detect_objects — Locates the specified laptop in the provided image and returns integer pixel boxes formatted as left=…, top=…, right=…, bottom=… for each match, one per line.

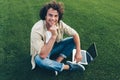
left=87, top=42, right=98, bottom=59
left=71, top=42, right=98, bottom=65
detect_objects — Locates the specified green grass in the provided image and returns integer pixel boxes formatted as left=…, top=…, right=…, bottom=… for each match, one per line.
left=0, top=0, right=120, bottom=80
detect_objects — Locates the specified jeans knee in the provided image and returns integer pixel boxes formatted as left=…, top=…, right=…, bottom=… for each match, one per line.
left=35, top=55, right=45, bottom=67
left=35, top=55, right=53, bottom=68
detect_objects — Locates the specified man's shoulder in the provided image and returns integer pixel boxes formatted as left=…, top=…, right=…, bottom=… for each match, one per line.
left=59, top=20, right=64, bottom=24
left=59, top=20, right=68, bottom=25
left=59, top=20, right=65, bottom=26
left=33, top=20, right=44, bottom=27
left=32, top=20, right=45, bottom=31
left=59, top=20, right=69, bottom=28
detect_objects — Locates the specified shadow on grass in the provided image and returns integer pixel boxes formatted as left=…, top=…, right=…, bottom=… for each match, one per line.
left=0, top=53, right=85, bottom=80
left=0, top=41, right=85, bottom=80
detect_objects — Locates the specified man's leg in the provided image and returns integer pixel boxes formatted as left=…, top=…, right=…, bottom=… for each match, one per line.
left=34, top=37, right=85, bottom=73
left=35, top=55, right=85, bottom=72
left=34, top=37, right=74, bottom=72
left=35, top=55, right=65, bottom=72
left=50, top=37, right=75, bottom=62
left=56, top=56, right=64, bottom=62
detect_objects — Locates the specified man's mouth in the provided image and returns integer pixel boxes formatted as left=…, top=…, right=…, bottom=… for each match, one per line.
left=50, top=21, right=56, bottom=25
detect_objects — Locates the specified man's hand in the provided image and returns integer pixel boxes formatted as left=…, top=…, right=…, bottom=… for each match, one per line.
left=74, top=52, right=82, bottom=63
left=49, top=25, right=58, bottom=37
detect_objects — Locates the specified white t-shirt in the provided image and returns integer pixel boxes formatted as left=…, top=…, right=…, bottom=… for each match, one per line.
left=45, top=31, right=52, bottom=43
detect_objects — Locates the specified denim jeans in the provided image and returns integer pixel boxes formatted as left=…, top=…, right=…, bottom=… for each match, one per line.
left=35, top=37, right=75, bottom=72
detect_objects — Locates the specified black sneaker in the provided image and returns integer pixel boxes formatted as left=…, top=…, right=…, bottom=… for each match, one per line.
left=66, top=61, right=85, bottom=71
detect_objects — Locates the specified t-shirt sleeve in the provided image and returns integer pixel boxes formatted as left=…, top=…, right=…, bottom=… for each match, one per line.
left=31, top=31, right=44, bottom=55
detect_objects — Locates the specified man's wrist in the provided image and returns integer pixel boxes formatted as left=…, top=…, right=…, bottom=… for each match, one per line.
left=51, top=35, right=57, bottom=39
left=76, top=48, right=81, bottom=52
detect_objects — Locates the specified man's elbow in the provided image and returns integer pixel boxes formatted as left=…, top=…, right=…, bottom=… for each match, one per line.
left=39, top=53, right=47, bottom=59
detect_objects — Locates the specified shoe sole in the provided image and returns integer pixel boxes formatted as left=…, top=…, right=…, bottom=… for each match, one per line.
left=66, top=61, right=85, bottom=71
left=54, top=71, right=58, bottom=76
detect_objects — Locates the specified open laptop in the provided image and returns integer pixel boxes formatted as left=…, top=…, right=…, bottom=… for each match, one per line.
left=85, top=42, right=98, bottom=64
left=87, top=42, right=98, bottom=59
left=70, top=42, right=98, bottom=65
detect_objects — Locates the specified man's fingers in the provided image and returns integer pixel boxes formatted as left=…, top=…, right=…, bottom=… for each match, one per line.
left=50, top=26, right=58, bottom=30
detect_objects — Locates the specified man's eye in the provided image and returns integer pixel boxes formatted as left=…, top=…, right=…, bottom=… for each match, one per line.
left=49, top=14, right=52, bottom=17
left=55, top=15, right=58, bottom=17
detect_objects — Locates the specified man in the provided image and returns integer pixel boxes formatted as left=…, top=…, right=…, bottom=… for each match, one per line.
left=30, top=1, right=85, bottom=75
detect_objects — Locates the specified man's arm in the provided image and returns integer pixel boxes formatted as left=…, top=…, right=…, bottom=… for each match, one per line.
left=39, top=26, right=58, bottom=59
left=39, top=36, right=56, bottom=59
left=73, top=33, right=82, bottom=62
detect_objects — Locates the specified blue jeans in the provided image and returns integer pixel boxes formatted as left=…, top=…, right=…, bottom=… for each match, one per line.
left=35, top=37, right=75, bottom=72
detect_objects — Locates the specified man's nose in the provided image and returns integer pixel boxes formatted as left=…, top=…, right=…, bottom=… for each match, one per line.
left=51, top=16, right=55, bottom=20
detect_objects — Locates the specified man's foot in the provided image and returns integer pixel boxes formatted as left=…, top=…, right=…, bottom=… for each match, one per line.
left=66, top=61, right=85, bottom=71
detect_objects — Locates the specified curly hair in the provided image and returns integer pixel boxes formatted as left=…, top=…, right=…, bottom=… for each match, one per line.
left=39, top=0, right=64, bottom=22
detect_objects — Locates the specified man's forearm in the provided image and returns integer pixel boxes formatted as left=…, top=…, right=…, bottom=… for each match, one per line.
left=73, top=33, right=81, bottom=52
left=39, top=36, right=56, bottom=59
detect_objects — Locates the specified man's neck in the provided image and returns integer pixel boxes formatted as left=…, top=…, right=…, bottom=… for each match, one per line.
left=46, top=24, right=51, bottom=30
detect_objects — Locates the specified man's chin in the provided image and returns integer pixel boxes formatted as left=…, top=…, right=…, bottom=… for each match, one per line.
left=47, top=22, right=57, bottom=27
left=50, top=24, right=56, bottom=26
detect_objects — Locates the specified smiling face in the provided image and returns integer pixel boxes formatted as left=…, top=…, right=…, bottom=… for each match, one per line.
left=45, top=8, right=59, bottom=28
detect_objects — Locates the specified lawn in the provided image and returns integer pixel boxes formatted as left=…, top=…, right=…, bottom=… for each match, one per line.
left=0, top=0, right=120, bottom=80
